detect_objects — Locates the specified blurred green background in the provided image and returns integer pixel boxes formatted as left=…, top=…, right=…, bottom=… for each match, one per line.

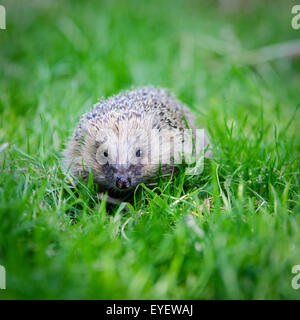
left=0, top=0, right=299, bottom=299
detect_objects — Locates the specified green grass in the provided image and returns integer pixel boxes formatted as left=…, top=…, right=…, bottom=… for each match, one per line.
left=0, top=0, right=300, bottom=299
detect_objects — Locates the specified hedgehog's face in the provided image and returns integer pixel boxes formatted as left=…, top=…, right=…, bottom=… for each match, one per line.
left=90, top=119, right=162, bottom=192
left=95, top=136, right=145, bottom=191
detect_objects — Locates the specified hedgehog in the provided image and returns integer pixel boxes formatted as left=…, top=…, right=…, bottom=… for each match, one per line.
left=63, top=86, right=211, bottom=197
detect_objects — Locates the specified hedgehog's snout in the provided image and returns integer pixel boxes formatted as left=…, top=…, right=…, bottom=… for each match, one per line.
left=116, top=176, right=131, bottom=189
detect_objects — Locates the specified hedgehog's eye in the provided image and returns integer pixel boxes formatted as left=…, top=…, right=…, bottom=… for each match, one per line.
left=136, top=149, right=142, bottom=157
left=104, top=151, right=108, bottom=157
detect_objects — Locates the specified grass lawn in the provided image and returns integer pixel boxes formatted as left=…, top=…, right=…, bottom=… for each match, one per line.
left=0, top=0, right=300, bottom=299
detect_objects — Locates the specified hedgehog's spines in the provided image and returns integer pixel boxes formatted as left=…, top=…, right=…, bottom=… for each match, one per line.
left=75, top=86, right=196, bottom=141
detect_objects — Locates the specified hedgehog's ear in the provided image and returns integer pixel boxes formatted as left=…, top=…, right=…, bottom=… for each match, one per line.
left=95, top=141, right=100, bottom=148
left=95, top=135, right=107, bottom=146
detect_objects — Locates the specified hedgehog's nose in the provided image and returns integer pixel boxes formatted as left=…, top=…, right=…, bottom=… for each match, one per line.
left=116, top=176, right=131, bottom=189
